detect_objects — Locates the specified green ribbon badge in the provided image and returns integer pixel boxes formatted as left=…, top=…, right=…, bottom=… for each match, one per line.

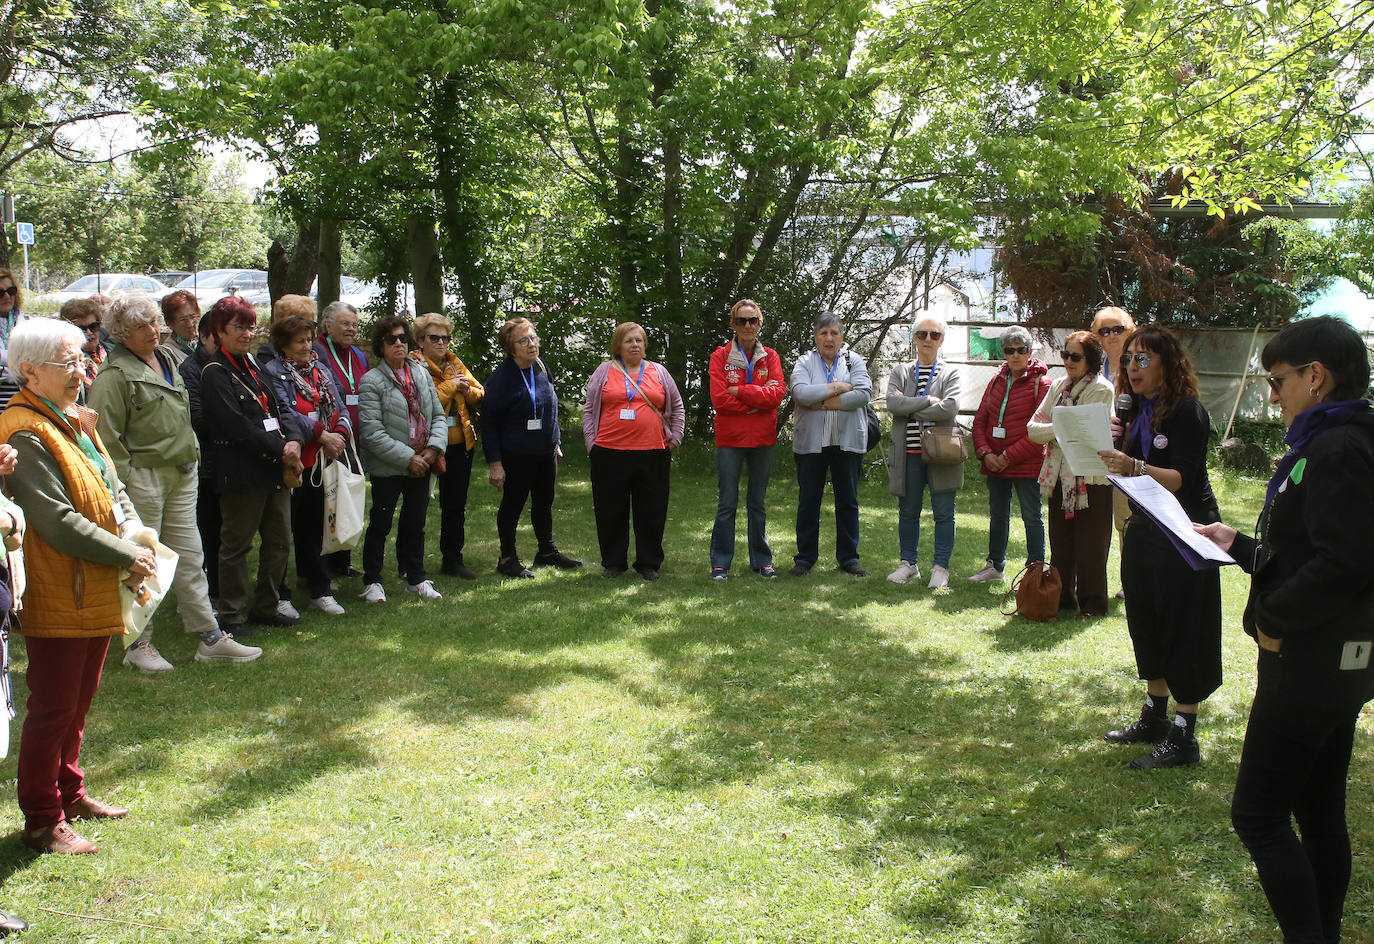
left=1290, top=457, right=1306, bottom=485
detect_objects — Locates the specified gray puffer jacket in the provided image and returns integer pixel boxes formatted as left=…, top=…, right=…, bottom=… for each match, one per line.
left=358, top=361, right=448, bottom=477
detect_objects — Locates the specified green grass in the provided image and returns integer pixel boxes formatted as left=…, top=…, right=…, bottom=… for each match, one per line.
left=1, top=445, right=1370, bottom=944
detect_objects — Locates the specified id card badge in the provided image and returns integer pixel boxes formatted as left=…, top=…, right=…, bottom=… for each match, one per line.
left=620, top=408, right=637, bottom=421
left=345, top=394, right=360, bottom=407
left=446, top=416, right=457, bottom=428
left=306, top=412, right=319, bottom=425
left=992, top=426, right=1007, bottom=439
left=111, top=503, right=126, bottom=526
left=527, top=418, right=543, bottom=431
left=264, top=417, right=281, bottom=432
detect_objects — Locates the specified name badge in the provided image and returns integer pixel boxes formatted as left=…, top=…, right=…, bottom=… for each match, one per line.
left=1340, top=640, right=1372, bottom=671
left=446, top=416, right=457, bottom=428
left=992, top=426, right=1007, bottom=439
left=111, top=503, right=126, bottom=526
left=345, top=394, right=360, bottom=406
left=620, top=408, right=637, bottom=421
left=264, top=417, right=280, bottom=432
left=527, top=418, right=543, bottom=431
left=306, top=412, right=319, bottom=425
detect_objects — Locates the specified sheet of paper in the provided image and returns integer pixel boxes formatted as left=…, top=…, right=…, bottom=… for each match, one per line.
left=1051, top=403, right=1113, bottom=477
left=1108, top=474, right=1236, bottom=568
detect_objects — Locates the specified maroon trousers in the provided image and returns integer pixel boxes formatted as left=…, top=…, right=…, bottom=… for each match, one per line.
left=17, top=635, right=112, bottom=829
left=1047, top=483, right=1113, bottom=617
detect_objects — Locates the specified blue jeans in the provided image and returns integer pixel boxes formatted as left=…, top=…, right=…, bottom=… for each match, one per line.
left=898, top=456, right=956, bottom=568
left=986, top=476, right=1044, bottom=571
left=710, top=445, right=775, bottom=571
left=794, top=447, right=861, bottom=567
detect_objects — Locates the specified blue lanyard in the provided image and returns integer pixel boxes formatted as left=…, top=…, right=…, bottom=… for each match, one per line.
left=737, top=342, right=756, bottom=384
left=820, top=353, right=839, bottom=384
left=621, top=360, right=645, bottom=402
left=917, top=359, right=940, bottom=396
left=521, top=364, right=538, bottom=415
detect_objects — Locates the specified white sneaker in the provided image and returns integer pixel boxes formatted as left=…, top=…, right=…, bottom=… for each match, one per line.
left=311, top=595, right=345, bottom=615
left=277, top=599, right=301, bottom=620
left=405, top=579, right=442, bottom=600
left=886, top=561, right=921, bottom=584
left=194, top=635, right=262, bottom=663
left=968, top=562, right=1004, bottom=583
left=360, top=582, right=387, bottom=603
left=123, top=641, right=173, bottom=672
left=928, top=565, right=950, bottom=590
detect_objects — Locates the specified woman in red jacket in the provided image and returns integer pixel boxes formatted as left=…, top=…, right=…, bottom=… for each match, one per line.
left=708, top=300, right=787, bottom=579
left=970, top=325, right=1051, bottom=583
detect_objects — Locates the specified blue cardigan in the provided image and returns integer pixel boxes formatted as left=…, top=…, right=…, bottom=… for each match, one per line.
left=481, top=358, right=561, bottom=463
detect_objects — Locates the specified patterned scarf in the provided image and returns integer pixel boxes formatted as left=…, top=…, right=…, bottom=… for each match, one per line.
left=81, top=344, right=105, bottom=389
left=392, top=361, right=428, bottom=450
left=1036, top=375, right=1096, bottom=517
left=283, top=353, right=338, bottom=426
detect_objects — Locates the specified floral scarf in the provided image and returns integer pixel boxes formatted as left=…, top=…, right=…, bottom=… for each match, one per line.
left=392, top=361, right=428, bottom=450
left=1036, top=375, right=1096, bottom=517
left=283, top=353, right=338, bottom=428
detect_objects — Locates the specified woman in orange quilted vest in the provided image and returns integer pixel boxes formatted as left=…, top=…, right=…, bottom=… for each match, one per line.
left=0, top=318, right=157, bottom=856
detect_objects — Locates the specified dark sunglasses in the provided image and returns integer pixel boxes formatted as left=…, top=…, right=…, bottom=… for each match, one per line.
left=733, top=316, right=761, bottom=326
left=1266, top=362, right=1313, bottom=394
left=1121, top=352, right=1152, bottom=369
left=383, top=334, right=408, bottom=345
left=425, top=333, right=451, bottom=343
left=1003, top=345, right=1030, bottom=356
left=1097, top=324, right=1128, bottom=337
left=1059, top=350, right=1084, bottom=362
left=0, top=286, right=17, bottom=297
left=914, top=330, right=943, bottom=341
left=77, top=322, right=101, bottom=335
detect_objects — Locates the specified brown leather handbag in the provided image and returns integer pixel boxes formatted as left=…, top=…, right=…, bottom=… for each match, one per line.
left=1000, top=562, right=1062, bottom=621
left=920, top=426, right=968, bottom=465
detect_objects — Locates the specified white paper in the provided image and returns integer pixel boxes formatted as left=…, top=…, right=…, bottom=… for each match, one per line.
left=1051, top=403, right=1113, bottom=477
left=1108, top=474, right=1236, bottom=565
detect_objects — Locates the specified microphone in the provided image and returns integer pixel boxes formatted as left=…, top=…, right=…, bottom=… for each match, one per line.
left=1114, top=393, right=1135, bottom=449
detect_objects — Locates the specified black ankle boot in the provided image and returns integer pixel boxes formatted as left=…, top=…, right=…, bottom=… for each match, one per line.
left=1104, top=707, right=1171, bottom=745
left=1130, top=726, right=1201, bottom=769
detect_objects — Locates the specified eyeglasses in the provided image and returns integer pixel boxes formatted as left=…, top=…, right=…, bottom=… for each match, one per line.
left=42, top=359, right=82, bottom=374
left=230, top=321, right=257, bottom=335
left=1266, top=363, right=1313, bottom=394
left=1097, top=325, right=1128, bottom=337
left=1121, top=352, right=1152, bottom=369
left=425, top=334, right=451, bottom=344
left=733, top=316, right=761, bottom=326
left=75, top=322, right=101, bottom=335
left=1003, top=346, right=1030, bottom=356
left=1059, top=350, right=1084, bottom=362
left=914, top=330, right=943, bottom=341
left=382, top=334, right=408, bottom=345
left=513, top=335, right=539, bottom=347
left=0, top=286, right=17, bottom=298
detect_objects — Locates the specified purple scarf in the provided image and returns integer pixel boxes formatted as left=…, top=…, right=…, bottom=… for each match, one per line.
left=1266, top=399, right=1370, bottom=507
left=1125, top=395, right=1158, bottom=460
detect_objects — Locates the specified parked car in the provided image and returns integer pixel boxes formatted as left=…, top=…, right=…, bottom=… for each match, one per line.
left=39, top=273, right=173, bottom=304
left=173, top=269, right=269, bottom=306
left=151, top=270, right=192, bottom=286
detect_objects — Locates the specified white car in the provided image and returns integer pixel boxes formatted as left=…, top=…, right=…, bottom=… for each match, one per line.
left=40, top=274, right=173, bottom=305
left=172, top=269, right=269, bottom=307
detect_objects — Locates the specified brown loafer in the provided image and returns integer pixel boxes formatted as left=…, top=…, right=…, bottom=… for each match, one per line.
left=64, top=796, right=129, bottom=821
left=21, top=822, right=97, bottom=855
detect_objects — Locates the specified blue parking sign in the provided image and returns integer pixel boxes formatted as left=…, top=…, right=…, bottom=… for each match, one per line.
left=15, top=222, right=33, bottom=245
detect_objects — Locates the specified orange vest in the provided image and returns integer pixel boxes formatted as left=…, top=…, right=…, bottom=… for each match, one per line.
left=0, top=389, right=126, bottom=638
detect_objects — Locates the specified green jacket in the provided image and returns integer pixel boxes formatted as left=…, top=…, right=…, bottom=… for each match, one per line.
left=88, top=343, right=199, bottom=484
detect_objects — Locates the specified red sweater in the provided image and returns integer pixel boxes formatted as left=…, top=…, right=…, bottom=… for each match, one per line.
left=709, top=342, right=786, bottom=447
left=972, top=359, right=1051, bottom=478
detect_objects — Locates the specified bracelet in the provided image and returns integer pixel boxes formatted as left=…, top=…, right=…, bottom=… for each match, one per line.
left=1133, top=458, right=1146, bottom=476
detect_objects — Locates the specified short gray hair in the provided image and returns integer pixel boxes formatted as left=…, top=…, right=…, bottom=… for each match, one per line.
left=104, top=293, right=163, bottom=344
left=7, top=317, right=85, bottom=387
left=999, top=325, right=1033, bottom=350
left=812, top=313, right=843, bottom=333
left=321, top=301, right=358, bottom=329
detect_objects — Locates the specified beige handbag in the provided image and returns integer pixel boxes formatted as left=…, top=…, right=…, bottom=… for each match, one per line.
left=920, top=426, right=968, bottom=465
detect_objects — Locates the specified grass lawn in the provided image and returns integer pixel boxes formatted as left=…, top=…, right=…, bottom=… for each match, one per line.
left=1, top=443, right=1369, bottom=944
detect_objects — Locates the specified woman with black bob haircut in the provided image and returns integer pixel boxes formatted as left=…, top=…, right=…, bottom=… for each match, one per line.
left=1096, top=324, right=1221, bottom=768
left=1196, top=315, right=1374, bottom=944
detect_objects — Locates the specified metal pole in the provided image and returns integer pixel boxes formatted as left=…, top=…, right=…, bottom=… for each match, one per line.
left=1224, top=322, right=1263, bottom=441
left=22, top=243, right=28, bottom=292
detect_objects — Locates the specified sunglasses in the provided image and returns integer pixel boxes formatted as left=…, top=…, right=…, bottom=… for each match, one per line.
left=733, top=316, right=761, bottom=326
left=1121, top=352, right=1152, bottom=369
left=0, top=286, right=17, bottom=298
left=76, top=322, right=101, bottom=335
left=1097, top=325, right=1128, bottom=337
left=1266, top=362, right=1313, bottom=394
left=425, top=334, right=451, bottom=344
left=914, top=330, right=943, bottom=341
left=1059, top=350, right=1084, bottom=363
left=1003, top=346, right=1030, bottom=356
left=383, top=334, right=408, bottom=345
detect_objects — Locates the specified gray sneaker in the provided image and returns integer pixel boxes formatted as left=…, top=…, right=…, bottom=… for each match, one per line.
left=195, top=634, right=263, bottom=664
left=968, top=562, right=1004, bottom=583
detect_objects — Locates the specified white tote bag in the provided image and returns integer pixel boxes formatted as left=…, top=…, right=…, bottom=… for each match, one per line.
left=321, top=436, right=366, bottom=554
left=120, top=538, right=180, bottom=646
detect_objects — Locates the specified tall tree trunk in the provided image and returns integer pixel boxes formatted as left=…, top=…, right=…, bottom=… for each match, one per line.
left=267, top=219, right=321, bottom=307
left=317, top=217, right=342, bottom=308
left=613, top=97, right=641, bottom=319
left=407, top=214, right=444, bottom=316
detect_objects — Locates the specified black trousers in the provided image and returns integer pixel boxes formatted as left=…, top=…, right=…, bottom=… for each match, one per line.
left=197, top=476, right=221, bottom=598
left=589, top=446, right=671, bottom=572
left=496, top=451, right=557, bottom=560
left=437, top=447, right=475, bottom=564
left=291, top=475, right=332, bottom=598
left=362, top=474, right=431, bottom=585
left=1232, top=642, right=1374, bottom=944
